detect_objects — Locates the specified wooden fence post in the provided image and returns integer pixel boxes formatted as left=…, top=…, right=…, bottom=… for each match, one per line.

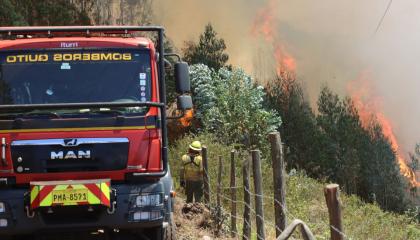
left=324, top=184, right=344, bottom=240
left=216, top=155, right=223, bottom=235
left=242, top=155, right=251, bottom=240
left=252, top=150, right=266, bottom=240
left=202, top=146, right=210, bottom=206
left=230, top=150, right=237, bottom=237
left=269, top=132, right=287, bottom=236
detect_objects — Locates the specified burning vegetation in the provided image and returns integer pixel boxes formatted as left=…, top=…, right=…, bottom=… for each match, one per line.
left=253, top=0, right=418, bottom=214
left=348, top=72, right=420, bottom=187
left=179, top=109, right=194, bottom=127
left=252, top=0, right=419, bottom=190
left=251, top=0, right=296, bottom=75
left=153, top=0, right=420, bottom=214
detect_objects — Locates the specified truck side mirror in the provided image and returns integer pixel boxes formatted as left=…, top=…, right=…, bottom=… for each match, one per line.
left=174, top=62, right=190, bottom=94
left=177, top=95, right=193, bottom=110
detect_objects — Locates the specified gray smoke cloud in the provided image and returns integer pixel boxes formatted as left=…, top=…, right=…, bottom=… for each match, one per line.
left=153, top=0, right=420, bottom=153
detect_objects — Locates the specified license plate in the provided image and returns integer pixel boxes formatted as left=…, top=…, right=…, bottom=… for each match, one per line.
left=52, top=189, right=88, bottom=204
left=30, top=179, right=111, bottom=209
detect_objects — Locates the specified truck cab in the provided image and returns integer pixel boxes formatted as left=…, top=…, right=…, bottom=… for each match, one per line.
left=0, top=26, right=191, bottom=239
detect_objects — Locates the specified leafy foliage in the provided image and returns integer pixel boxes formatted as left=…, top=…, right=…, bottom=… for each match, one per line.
left=163, top=35, right=181, bottom=104
left=189, top=64, right=218, bottom=120
left=0, top=0, right=92, bottom=26
left=183, top=24, right=229, bottom=70
left=316, top=87, right=364, bottom=194
left=170, top=133, right=420, bottom=239
left=317, top=87, right=408, bottom=211
left=190, top=64, right=281, bottom=150
left=265, top=73, right=325, bottom=176
left=266, top=74, right=410, bottom=212
left=0, top=0, right=26, bottom=26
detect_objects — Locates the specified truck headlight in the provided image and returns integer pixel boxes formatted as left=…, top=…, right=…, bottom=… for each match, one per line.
left=0, top=219, right=7, bottom=227
left=136, top=194, right=162, bottom=207
left=0, top=202, right=5, bottom=213
left=133, top=211, right=162, bottom=221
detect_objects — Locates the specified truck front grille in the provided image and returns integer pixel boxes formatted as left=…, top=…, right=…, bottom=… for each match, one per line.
left=11, top=138, right=129, bottom=173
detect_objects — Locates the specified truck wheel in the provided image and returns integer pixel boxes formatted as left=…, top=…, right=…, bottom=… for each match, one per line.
left=163, top=213, right=176, bottom=240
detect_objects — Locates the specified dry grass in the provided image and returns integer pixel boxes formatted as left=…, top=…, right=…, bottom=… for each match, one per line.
left=170, top=133, right=420, bottom=240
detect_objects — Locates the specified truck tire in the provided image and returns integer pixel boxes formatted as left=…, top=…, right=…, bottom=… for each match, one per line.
left=139, top=213, right=176, bottom=240
left=163, top=213, right=176, bottom=240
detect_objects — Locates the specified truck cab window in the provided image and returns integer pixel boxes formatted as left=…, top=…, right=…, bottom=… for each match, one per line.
left=0, top=49, right=152, bottom=113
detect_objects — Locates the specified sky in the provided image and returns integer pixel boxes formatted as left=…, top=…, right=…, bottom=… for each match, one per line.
left=153, top=0, right=420, bottom=154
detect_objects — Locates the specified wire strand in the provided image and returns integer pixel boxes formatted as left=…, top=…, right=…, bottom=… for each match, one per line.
left=200, top=157, right=350, bottom=239
left=374, top=0, right=393, bottom=34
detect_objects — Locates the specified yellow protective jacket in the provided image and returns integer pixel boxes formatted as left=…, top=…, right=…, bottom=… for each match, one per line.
left=181, top=154, right=203, bottom=181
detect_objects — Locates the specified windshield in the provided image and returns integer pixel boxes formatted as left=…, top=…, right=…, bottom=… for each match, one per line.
left=0, top=49, right=152, bottom=117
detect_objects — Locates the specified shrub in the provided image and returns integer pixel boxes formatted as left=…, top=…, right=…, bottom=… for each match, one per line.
left=190, top=64, right=281, bottom=150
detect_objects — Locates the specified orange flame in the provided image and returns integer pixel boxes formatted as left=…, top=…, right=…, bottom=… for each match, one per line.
left=251, top=0, right=296, bottom=75
left=348, top=72, right=419, bottom=187
left=179, top=109, right=194, bottom=127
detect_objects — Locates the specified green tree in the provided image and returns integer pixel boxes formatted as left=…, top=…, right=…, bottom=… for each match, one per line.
left=364, top=122, right=408, bottom=211
left=0, top=0, right=92, bottom=26
left=189, top=64, right=281, bottom=150
left=163, top=35, right=179, bottom=104
left=19, top=0, right=91, bottom=26
left=409, top=145, right=419, bottom=172
left=0, top=0, right=26, bottom=26
left=316, top=87, right=345, bottom=179
left=317, top=86, right=408, bottom=211
left=265, top=73, right=326, bottom=177
left=183, top=24, right=229, bottom=70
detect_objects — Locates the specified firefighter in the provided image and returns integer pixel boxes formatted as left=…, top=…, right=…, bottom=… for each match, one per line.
left=180, top=141, right=203, bottom=203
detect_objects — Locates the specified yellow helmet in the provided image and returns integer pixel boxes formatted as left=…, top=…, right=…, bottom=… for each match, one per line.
left=189, top=141, right=202, bottom=151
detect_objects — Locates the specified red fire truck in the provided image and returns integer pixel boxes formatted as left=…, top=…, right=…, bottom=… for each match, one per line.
left=0, top=26, right=192, bottom=239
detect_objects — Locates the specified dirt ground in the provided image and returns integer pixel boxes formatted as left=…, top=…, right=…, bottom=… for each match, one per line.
left=173, top=197, right=234, bottom=240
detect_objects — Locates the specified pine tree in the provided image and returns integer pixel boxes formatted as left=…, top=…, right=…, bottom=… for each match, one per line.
left=183, top=23, right=229, bottom=70
left=265, top=73, right=325, bottom=177
left=316, top=87, right=408, bottom=211
left=365, top=123, right=408, bottom=211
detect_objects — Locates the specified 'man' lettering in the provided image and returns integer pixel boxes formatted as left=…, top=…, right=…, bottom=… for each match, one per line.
left=50, top=150, right=91, bottom=159
left=51, top=151, right=64, bottom=160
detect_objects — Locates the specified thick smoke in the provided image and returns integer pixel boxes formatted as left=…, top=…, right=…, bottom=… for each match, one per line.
left=153, top=0, right=420, bottom=153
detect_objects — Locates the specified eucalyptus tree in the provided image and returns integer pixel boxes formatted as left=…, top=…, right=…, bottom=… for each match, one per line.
left=189, top=64, right=281, bottom=150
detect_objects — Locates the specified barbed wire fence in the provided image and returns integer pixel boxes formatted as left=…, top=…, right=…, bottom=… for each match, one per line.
left=199, top=131, right=349, bottom=240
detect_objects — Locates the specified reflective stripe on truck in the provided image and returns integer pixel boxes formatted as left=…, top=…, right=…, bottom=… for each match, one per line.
left=30, top=179, right=111, bottom=209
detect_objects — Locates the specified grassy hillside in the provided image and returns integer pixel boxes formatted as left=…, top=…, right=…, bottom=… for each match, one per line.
left=169, top=133, right=420, bottom=239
